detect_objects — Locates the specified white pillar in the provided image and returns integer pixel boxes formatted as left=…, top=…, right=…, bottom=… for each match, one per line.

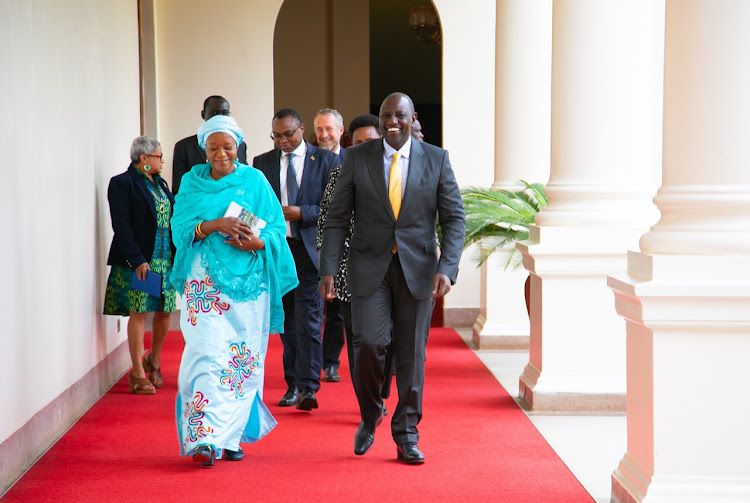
left=609, top=1, right=750, bottom=501
left=517, top=0, right=664, bottom=411
left=473, top=0, right=552, bottom=350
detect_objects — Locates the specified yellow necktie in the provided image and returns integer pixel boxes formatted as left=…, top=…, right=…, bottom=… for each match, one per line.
left=388, top=153, right=401, bottom=253
left=388, top=153, right=402, bottom=219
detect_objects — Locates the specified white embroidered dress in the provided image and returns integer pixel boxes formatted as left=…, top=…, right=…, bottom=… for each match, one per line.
left=176, top=251, right=277, bottom=458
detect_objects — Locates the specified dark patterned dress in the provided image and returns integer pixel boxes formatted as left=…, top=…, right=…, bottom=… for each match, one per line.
left=103, top=173, right=177, bottom=315
left=316, top=164, right=354, bottom=302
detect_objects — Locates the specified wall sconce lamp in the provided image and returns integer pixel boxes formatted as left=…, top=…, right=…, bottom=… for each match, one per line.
left=408, top=5, right=441, bottom=44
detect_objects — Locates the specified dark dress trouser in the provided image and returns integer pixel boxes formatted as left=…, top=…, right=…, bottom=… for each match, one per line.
left=350, top=254, right=432, bottom=446
left=281, top=239, right=324, bottom=391
left=322, top=298, right=345, bottom=370
left=343, top=302, right=394, bottom=399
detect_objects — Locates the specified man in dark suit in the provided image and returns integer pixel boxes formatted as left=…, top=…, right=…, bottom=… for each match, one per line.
left=171, top=95, right=248, bottom=194
left=313, top=108, right=346, bottom=383
left=319, top=93, right=465, bottom=464
left=253, top=108, right=338, bottom=412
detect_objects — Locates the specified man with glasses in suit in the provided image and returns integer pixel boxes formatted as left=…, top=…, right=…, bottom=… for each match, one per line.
left=253, top=109, right=338, bottom=412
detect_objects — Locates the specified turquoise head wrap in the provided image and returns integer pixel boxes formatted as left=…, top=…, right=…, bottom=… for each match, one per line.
left=197, top=115, right=244, bottom=150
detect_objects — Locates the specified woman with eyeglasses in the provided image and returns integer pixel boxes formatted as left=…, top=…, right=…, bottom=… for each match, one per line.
left=104, top=135, right=176, bottom=395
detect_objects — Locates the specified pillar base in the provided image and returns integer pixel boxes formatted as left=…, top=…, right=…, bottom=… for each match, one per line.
left=517, top=224, right=634, bottom=413
left=518, top=362, right=625, bottom=413
left=472, top=315, right=529, bottom=350
left=611, top=453, right=650, bottom=503
left=609, top=252, right=750, bottom=503
left=473, top=258, right=530, bottom=350
left=613, top=473, right=750, bottom=503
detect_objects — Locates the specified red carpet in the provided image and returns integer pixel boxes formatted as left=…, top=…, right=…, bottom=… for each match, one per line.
left=3, top=328, right=592, bottom=502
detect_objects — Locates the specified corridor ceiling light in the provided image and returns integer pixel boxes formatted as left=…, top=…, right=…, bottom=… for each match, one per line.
left=408, top=5, right=441, bottom=44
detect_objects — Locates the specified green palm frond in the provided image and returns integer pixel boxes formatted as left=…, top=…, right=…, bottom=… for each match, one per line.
left=461, top=181, right=547, bottom=267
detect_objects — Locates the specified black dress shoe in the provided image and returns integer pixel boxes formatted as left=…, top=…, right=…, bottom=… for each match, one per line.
left=279, top=386, right=298, bottom=406
left=354, top=421, right=376, bottom=455
left=353, top=410, right=384, bottom=456
left=323, top=366, right=341, bottom=382
left=223, top=447, right=244, bottom=461
left=397, top=442, right=425, bottom=465
left=296, top=386, right=318, bottom=411
left=192, top=445, right=215, bottom=467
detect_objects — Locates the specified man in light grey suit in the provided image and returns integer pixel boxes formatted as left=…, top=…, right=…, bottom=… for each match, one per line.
left=319, top=92, right=465, bottom=465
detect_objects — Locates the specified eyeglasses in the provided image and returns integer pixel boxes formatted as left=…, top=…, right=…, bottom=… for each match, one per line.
left=270, top=125, right=301, bottom=141
left=145, top=154, right=164, bottom=161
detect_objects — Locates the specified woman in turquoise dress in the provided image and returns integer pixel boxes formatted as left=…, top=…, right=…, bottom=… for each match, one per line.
left=104, top=136, right=176, bottom=395
left=170, top=115, right=298, bottom=466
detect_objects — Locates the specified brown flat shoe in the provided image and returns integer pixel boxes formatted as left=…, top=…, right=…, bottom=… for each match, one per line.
left=142, top=354, right=164, bottom=388
left=129, top=372, right=156, bottom=395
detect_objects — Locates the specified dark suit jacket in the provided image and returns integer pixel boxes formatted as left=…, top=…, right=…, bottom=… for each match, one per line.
left=253, top=142, right=339, bottom=269
left=320, top=139, right=465, bottom=300
left=172, top=134, right=247, bottom=194
left=106, top=164, right=176, bottom=268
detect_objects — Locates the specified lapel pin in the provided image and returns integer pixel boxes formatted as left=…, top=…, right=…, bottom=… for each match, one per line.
left=310, top=155, right=315, bottom=161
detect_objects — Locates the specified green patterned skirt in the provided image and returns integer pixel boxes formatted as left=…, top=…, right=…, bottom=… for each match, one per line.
left=104, top=257, right=176, bottom=316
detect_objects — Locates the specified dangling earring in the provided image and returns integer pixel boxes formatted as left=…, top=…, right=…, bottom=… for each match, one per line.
left=144, top=165, right=151, bottom=171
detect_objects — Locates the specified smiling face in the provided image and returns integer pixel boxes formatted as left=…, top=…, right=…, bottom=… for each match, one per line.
left=314, top=113, right=344, bottom=152
left=272, top=116, right=304, bottom=153
left=379, top=94, right=415, bottom=150
left=205, top=132, right=237, bottom=179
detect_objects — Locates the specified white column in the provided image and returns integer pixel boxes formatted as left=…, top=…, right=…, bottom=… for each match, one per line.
left=609, top=1, right=750, bottom=502
left=472, top=0, right=552, bottom=350
left=516, top=0, right=664, bottom=411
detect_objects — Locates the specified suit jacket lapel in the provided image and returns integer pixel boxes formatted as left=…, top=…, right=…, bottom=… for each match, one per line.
left=399, top=140, right=425, bottom=218
left=300, top=142, right=316, bottom=201
left=268, top=149, right=282, bottom=200
left=129, top=165, right=157, bottom=220
left=365, top=141, right=394, bottom=219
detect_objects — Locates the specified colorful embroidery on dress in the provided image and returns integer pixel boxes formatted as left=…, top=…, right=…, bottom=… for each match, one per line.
left=183, top=275, right=230, bottom=326
left=220, top=343, right=259, bottom=399
left=185, top=391, right=214, bottom=443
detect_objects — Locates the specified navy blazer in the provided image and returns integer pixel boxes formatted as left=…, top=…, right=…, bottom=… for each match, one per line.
left=172, top=134, right=248, bottom=194
left=106, top=164, right=176, bottom=269
left=252, top=142, right=339, bottom=269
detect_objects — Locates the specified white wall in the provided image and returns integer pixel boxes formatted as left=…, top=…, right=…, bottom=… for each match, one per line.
left=0, top=0, right=141, bottom=443
left=433, top=0, right=497, bottom=312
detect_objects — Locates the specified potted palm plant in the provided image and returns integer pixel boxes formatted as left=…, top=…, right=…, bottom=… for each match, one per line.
left=460, top=180, right=548, bottom=314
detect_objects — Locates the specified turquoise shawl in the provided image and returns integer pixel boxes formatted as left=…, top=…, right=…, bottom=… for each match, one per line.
left=170, top=162, right=298, bottom=334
